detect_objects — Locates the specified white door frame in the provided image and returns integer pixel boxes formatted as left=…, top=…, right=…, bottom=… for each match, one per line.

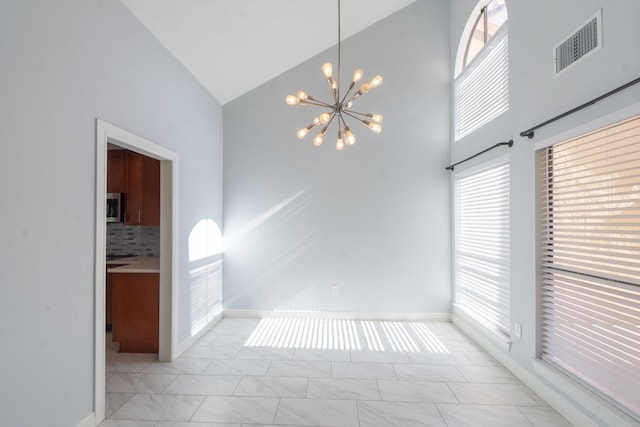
left=94, top=119, right=179, bottom=424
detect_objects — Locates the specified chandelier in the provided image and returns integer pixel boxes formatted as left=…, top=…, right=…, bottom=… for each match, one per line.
left=285, top=0, right=383, bottom=151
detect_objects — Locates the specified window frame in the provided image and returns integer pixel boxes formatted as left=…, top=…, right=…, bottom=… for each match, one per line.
left=458, top=0, right=508, bottom=75
left=535, top=112, right=640, bottom=422
left=463, top=6, right=487, bottom=69
left=454, top=0, right=509, bottom=141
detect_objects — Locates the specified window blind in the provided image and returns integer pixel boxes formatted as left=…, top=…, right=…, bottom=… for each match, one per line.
left=537, top=114, right=640, bottom=420
left=455, top=160, right=511, bottom=337
left=455, top=24, right=509, bottom=141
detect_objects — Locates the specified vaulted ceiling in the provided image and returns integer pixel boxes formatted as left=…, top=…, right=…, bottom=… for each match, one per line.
left=121, top=0, right=417, bottom=104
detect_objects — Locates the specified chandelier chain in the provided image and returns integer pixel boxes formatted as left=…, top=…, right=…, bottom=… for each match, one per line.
left=337, top=0, right=341, bottom=102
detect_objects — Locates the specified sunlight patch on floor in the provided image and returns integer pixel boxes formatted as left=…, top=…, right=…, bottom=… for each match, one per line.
left=243, top=317, right=449, bottom=353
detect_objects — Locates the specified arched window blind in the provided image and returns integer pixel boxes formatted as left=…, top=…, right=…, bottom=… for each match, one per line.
left=537, top=114, right=640, bottom=420
left=455, top=160, right=511, bottom=338
left=455, top=25, right=509, bottom=141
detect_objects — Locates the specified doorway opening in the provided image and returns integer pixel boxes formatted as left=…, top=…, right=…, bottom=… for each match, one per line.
left=94, top=119, right=178, bottom=425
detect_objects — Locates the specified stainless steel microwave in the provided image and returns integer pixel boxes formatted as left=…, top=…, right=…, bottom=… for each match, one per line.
left=106, top=193, right=123, bottom=222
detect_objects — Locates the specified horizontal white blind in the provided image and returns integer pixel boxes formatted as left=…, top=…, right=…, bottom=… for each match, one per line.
left=455, top=24, right=509, bottom=141
left=537, top=114, right=640, bottom=420
left=455, top=161, right=510, bottom=337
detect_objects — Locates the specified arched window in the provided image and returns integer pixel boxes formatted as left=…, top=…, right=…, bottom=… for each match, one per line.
left=463, top=0, right=508, bottom=68
left=455, top=0, right=509, bottom=141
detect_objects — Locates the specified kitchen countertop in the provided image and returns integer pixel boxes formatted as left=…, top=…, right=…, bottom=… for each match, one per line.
left=106, top=256, right=160, bottom=273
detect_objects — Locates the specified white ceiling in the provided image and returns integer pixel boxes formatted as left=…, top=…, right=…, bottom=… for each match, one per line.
left=120, top=0, right=417, bottom=104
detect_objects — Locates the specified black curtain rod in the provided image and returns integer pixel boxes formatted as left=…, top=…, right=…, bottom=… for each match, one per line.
left=445, top=140, right=513, bottom=171
left=520, top=76, right=640, bottom=139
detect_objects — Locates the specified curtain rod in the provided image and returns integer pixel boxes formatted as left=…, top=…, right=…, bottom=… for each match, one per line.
left=445, top=140, right=513, bottom=171
left=520, top=76, right=640, bottom=139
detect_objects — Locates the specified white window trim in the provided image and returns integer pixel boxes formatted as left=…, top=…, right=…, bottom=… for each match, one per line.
left=454, top=1, right=493, bottom=77
left=533, top=102, right=640, bottom=151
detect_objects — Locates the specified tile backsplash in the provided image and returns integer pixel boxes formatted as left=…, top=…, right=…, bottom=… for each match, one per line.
left=106, top=223, right=160, bottom=257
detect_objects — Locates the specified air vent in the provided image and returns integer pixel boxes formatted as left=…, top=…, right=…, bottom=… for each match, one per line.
left=554, top=10, right=602, bottom=75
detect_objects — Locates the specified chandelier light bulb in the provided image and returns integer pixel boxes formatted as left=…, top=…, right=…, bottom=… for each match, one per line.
left=322, top=62, right=333, bottom=79
left=370, top=75, right=383, bottom=87
left=370, top=114, right=383, bottom=123
left=345, top=129, right=356, bottom=145
left=368, top=122, right=382, bottom=134
left=297, top=90, right=309, bottom=101
left=314, top=127, right=328, bottom=146
left=297, top=128, right=309, bottom=139
left=352, top=69, right=364, bottom=83
left=336, top=134, right=345, bottom=151
left=286, top=95, right=300, bottom=105
left=320, top=113, right=331, bottom=124
left=360, top=83, right=371, bottom=93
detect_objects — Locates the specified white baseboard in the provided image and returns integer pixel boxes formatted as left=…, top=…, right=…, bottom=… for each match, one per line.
left=452, top=305, right=512, bottom=352
left=532, top=359, right=640, bottom=427
left=453, top=313, right=601, bottom=427
left=174, top=311, right=224, bottom=358
left=74, top=413, right=95, bottom=427
left=223, top=309, right=451, bottom=322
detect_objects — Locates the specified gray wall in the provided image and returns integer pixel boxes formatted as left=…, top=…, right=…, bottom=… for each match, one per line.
left=449, top=0, right=640, bottom=424
left=0, top=1, right=223, bottom=426
left=223, top=1, right=451, bottom=314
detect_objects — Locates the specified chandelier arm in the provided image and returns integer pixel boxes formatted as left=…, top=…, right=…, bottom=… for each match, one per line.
left=338, top=112, right=349, bottom=130
left=343, top=109, right=371, bottom=117
left=326, top=78, right=339, bottom=104
left=304, top=99, right=334, bottom=108
left=343, top=90, right=364, bottom=105
left=326, top=114, right=338, bottom=149
left=339, top=82, right=356, bottom=105
left=324, top=112, right=338, bottom=129
left=342, top=110, right=368, bottom=125
left=336, top=113, right=343, bottom=133
left=305, top=119, right=322, bottom=130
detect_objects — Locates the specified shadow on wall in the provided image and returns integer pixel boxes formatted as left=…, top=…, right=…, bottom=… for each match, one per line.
left=223, top=188, right=319, bottom=307
left=188, top=218, right=224, bottom=336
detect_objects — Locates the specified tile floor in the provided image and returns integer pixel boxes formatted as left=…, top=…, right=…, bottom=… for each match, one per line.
left=101, top=318, right=573, bottom=427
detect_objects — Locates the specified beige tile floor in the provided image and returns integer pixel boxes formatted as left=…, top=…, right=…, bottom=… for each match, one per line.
left=101, top=317, right=573, bottom=427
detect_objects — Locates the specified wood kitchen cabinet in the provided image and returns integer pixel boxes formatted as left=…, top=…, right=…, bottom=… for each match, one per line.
left=107, top=150, right=125, bottom=193
left=141, top=155, right=160, bottom=225
left=106, top=272, right=113, bottom=329
left=111, top=272, right=159, bottom=353
left=106, top=264, right=126, bottom=330
left=123, top=150, right=160, bottom=226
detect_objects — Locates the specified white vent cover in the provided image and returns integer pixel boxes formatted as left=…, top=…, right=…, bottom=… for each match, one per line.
left=554, top=10, right=602, bottom=75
